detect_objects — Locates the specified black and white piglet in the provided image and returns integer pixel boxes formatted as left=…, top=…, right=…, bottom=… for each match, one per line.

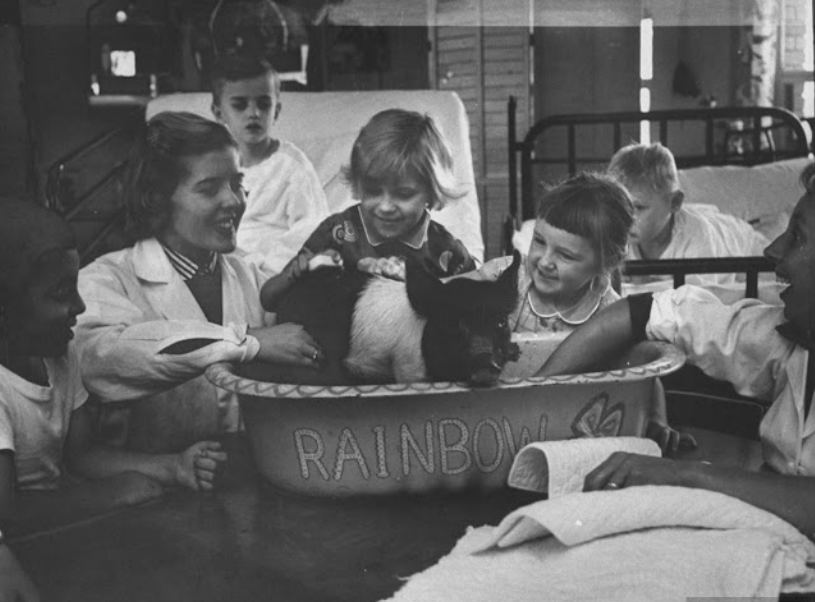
left=264, top=252, right=521, bottom=387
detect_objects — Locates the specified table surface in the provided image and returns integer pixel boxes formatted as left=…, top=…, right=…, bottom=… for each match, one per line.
left=9, top=428, right=763, bottom=602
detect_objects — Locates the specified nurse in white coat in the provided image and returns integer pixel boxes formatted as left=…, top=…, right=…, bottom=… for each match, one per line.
left=76, top=112, right=323, bottom=453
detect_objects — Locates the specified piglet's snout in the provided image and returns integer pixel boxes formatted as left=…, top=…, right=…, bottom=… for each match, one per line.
left=467, top=335, right=505, bottom=387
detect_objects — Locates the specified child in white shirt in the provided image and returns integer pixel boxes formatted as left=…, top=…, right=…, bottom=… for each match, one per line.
left=0, top=199, right=225, bottom=532
left=211, top=55, right=329, bottom=274
left=608, top=142, right=768, bottom=288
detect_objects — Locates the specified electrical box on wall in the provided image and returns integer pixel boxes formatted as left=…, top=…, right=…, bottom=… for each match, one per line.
left=87, top=0, right=172, bottom=107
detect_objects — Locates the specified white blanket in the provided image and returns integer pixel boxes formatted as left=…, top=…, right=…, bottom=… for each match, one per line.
left=385, top=485, right=815, bottom=602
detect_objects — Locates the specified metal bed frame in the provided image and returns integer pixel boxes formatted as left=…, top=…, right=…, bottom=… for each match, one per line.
left=506, top=99, right=811, bottom=297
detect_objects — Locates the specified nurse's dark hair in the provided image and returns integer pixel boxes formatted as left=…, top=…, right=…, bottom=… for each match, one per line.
left=801, top=161, right=815, bottom=196
left=536, top=172, right=634, bottom=276
left=124, top=111, right=238, bottom=241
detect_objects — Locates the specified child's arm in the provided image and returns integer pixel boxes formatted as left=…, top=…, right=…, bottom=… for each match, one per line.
left=260, top=248, right=342, bottom=312
left=260, top=249, right=313, bottom=312
left=64, top=405, right=227, bottom=492
left=536, top=297, right=638, bottom=377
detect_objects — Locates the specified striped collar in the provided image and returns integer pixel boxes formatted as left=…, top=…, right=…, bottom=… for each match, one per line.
left=161, top=245, right=218, bottom=281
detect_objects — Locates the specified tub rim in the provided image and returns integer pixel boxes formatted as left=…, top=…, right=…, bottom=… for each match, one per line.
left=205, top=341, right=686, bottom=400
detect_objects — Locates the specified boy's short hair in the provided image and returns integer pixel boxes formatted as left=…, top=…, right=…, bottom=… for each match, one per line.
left=124, top=111, right=238, bottom=241
left=607, top=142, right=680, bottom=194
left=0, top=198, right=76, bottom=304
left=210, top=55, right=281, bottom=105
left=537, top=172, right=634, bottom=273
left=344, top=109, right=463, bottom=210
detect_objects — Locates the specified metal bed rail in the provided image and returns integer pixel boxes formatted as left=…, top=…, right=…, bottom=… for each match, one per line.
left=45, top=124, right=136, bottom=263
left=507, top=100, right=810, bottom=225
left=623, top=256, right=776, bottom=299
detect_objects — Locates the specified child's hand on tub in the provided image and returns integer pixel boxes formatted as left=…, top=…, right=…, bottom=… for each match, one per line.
left=646, top=421, right=697, bottom=457
left=646, top=379, right=697, bottom=457
left=175, top=441, right=228, bottom=492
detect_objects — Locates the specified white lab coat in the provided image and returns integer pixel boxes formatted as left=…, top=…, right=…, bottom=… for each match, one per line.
left=648, top=285, right=813, bottom=475
left=76, top=238, right=273, bottom=452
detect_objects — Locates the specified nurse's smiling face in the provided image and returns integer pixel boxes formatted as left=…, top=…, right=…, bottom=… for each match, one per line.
left=764, top=193, right=815, bottom=334
left=160, top=148, right=246, bottom=263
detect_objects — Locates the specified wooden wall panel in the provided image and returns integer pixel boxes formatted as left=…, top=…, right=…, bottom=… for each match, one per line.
left=432, top=0, right=531, bottom=258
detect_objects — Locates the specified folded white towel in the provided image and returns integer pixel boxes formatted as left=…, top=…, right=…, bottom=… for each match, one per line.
left=507, top=437, right=661, bottom=497
left=385, top=486, right=815, bottom=602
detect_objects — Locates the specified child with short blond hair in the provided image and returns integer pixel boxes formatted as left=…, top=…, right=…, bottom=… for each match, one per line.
left=608, top=142, right=768, bottom=286
left=261, top=108, right=476, bottom=310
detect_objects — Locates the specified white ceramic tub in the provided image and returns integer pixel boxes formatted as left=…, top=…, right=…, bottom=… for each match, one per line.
left=206, top=339, right=684, bottom=497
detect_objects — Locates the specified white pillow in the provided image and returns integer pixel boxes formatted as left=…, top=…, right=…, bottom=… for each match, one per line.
left=677, top=156, right=811, bottom=224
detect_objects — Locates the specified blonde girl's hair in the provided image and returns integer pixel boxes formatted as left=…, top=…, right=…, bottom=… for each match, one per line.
left=123, top=111, right=238, bottom=241
left=344, top=109, right=464, bottom=210
left=536, top=172, right=634, bottom=279
left=607, top=142, right=680, bottom=194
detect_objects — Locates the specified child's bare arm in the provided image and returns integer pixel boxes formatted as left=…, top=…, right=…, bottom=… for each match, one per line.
left=64, top=405, right=226, bottom=492
left=260, top=249, right=314, bottom=312
left=260, top=248, right=342, bottom=311
left=536, top=298, right=636, bottom=377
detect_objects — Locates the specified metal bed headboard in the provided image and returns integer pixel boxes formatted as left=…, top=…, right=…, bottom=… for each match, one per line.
left=507, top=100, right=810, bottom=226
left=45, top=121, right=139, bottom=264
left=505, top=101, right=811, bottom=298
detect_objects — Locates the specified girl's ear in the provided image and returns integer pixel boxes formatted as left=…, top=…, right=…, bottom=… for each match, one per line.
left=274, top=102, right=282, bottom=122
left=211, top=102, right=223, bottom=122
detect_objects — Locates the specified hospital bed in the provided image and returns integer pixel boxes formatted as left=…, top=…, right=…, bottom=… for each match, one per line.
left=506, top=101, right=813, bottom=427
left=46, top=90, right=485, bottom=264
left=506, top=100, right=812, bottom=302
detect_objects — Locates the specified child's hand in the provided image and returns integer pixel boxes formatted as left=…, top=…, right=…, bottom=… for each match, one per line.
left=175, top=441, right=228, bottom=492
left=308, top=249, right=343, bottom=272
left=646, top=420, right=697, bottom=457
left=357, top=256, right=406, bottom=281
left=284, top=249, right=314, bottom=283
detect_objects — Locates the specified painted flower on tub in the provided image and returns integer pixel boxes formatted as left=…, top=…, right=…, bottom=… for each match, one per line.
left=571, top=392, right=625, bottom=438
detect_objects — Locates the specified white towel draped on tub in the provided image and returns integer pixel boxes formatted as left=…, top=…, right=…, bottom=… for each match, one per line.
left=384, top=448, right=815, bottom=602
left=507, top=437, right=662, bottom=497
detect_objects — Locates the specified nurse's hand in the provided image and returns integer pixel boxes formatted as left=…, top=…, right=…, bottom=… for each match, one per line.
left=583, top=452, right=698, bottom=492
left=250, top=323, right=324, bottom=367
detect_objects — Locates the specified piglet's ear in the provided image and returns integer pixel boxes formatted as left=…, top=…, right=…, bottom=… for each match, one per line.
left=405, top=259, right=445, bottom=318
left=496, top=250, right=522, bottom=309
